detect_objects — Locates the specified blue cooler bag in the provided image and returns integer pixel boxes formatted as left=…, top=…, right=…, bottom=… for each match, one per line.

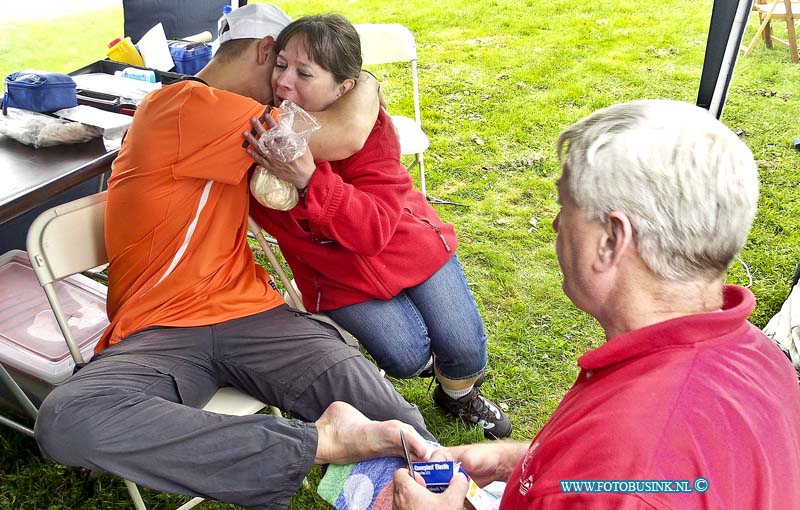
left=168, top=41, right=212, bottom=75
left=2, top=71, right=78, bottom=115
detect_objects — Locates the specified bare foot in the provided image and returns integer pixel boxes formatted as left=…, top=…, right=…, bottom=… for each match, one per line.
left=313, top=401, right=431, bottom=465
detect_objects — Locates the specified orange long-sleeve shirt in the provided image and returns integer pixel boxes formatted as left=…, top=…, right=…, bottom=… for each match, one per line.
left=99, top=80, right=284, bottom=351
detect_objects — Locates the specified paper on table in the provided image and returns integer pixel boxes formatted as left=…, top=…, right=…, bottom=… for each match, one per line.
left=53, top=105, right=133, bottom=151
left=137, top=23, right=176, bottom=72
left=54, top=105, right=132, bottom=131
left=72, top=73, right=161, bottom=103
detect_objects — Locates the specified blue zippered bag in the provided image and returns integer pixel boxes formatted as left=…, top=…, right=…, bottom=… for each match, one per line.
left=2, top=71, right=78, bottom=115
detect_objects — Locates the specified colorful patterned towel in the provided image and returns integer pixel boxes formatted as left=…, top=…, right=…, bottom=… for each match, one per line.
left=317, top=441, right=441, bottom=510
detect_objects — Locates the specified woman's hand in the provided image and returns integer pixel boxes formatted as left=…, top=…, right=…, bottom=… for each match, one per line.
left=243, top=116, right=317, bottom=190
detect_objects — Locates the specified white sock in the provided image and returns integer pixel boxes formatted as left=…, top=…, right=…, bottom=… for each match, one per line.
left=422, top=357, right=433, bottom=371
left=441, top=384, right=474, bottom=400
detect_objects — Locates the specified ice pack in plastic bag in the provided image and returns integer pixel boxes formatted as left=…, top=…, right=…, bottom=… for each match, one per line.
left=250, top=100, right=320, bottom=211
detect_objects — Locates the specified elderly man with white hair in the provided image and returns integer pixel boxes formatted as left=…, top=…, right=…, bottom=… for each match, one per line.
left=393, top=99, right=800, bottom=510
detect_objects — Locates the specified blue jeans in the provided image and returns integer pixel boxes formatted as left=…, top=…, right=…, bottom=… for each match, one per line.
left=327, top=254, right=488, bottom=380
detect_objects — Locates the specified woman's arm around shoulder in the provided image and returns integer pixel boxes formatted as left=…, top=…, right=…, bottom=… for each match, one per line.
left=307, top=71, right=380, bottom=161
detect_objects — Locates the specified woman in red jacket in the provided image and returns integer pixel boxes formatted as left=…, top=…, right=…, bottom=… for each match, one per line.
left=246, top=14, right=511, bottom=438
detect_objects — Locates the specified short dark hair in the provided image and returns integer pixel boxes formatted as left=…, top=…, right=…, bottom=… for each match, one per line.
left=274, top=14, right=362, bottom=83
left=214, top=38, right=257, bottom=63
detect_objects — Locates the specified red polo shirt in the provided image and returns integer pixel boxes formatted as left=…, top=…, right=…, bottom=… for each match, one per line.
left=501, top=285, right=800, bottom=510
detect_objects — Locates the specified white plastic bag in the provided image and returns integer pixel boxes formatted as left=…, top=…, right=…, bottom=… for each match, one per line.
left=0, top=107, right=102, bottom=148
left=249, top=100, right=320, bottom=211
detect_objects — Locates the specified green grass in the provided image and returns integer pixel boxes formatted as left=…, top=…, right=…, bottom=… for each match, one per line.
left=2, top=1, right=800, bottom=509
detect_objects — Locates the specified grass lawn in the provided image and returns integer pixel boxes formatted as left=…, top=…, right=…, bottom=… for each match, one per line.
left=1, top=0, right=799, bottom=509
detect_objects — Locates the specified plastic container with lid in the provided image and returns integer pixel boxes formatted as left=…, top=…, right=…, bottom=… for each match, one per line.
left=0, top=250, right=108, bottom=415
left=168, top=41, right=212, bottom=75
left=106, top=37, right=145, bottom=67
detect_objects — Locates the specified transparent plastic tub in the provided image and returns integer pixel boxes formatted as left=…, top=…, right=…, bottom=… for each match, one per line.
left=0, top=250, right=108, bottom=413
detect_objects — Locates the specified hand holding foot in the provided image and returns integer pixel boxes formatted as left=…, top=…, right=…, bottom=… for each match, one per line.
left=313, top=401, right=431, bottom=465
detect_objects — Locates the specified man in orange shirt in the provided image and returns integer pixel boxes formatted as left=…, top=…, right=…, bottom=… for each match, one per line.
left=34, top=5, right=432, bottom=509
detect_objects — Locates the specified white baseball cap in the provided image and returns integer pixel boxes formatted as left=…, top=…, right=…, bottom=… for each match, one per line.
left=218, top=4, right=292, bottom=45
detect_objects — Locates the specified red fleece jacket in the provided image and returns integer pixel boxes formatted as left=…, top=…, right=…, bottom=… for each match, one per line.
left=250, top=108, right=458, bottom=312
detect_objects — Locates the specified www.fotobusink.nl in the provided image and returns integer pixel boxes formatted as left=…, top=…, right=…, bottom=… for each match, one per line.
left=560, top=478, right=709, bottom=494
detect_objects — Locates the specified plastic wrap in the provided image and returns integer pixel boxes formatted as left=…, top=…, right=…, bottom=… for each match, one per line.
left=249, top=100, right=320, bottom=211
left=0, top=108, right=102, bottom=148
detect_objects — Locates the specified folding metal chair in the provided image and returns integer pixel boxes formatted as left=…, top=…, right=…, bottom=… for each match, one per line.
left=355, top=23, right=432, bottom=197
left=21, top=192, right=268, bottom=510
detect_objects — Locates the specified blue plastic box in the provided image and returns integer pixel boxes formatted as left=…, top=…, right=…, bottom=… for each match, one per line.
left=412, top=461, right=460, bottom=493
left=168, top=41, right=212, bottom=75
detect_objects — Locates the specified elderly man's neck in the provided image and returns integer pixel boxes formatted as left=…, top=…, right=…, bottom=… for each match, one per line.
left=598, top=270, right=725, bottom=341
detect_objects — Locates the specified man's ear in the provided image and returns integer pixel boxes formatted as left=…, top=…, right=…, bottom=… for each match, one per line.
left=256, top=36, right=276, bottom=65
left=336, top=78, right=356, bottom=98
left=593, top=211, right=633, bottom=272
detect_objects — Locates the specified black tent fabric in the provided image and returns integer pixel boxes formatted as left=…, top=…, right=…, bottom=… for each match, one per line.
left=123, top=0, right=248, bottom=43
left=696, top=0, right=755, bottom=118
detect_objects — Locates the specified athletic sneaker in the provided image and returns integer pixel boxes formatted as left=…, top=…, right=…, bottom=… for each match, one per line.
left=433, top=384, right=512, bottom=439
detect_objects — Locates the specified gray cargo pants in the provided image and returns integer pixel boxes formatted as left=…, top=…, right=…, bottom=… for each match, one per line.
left=34, top=305, right=431, bottom=509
